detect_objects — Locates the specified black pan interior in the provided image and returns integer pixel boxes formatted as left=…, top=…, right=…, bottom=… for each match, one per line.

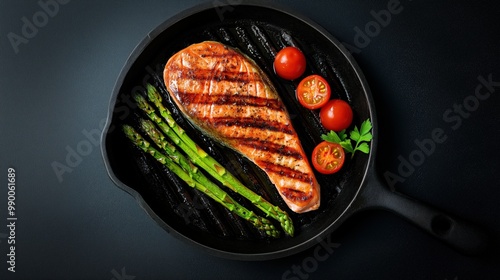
left=102, top=3, right=374, bottom=259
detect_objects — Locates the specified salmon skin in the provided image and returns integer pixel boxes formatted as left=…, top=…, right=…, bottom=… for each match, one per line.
left=163, top=41, right=320, bottom=213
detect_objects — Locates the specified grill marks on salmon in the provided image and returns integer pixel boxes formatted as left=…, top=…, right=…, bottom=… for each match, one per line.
left=164, top=41, right=320, bottom=213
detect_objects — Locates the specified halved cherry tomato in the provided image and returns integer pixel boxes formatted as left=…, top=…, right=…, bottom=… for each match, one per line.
left=296, top=75, right=331, bottom=109
left=273, top=46, right=306, bottom=80
left=319, top=99, right=353, bottom=131
left=312, top=141, right=345, bottom=174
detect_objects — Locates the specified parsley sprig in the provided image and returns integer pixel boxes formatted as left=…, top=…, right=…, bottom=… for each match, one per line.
left=321, top=118, right=373, bottom=158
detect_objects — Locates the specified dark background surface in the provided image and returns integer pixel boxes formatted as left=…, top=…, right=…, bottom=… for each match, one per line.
left=1, top=0, right=499, bottom=279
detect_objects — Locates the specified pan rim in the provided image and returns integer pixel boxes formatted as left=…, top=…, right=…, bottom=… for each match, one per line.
left=100, top=0, right=377, bottom=261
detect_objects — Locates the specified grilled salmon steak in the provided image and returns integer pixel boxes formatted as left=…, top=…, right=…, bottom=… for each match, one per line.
left=163, top=41, right=320, bottom=213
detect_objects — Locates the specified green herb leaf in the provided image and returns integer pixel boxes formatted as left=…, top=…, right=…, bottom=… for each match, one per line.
left=321, top=130, right=342, bottom=144
left=350, top=118, right=373, bottom=157
left=360, top=119, right=373, bottom=136
left=350, top=128, right=360, bottom=142
left=358, top=132, right=373, bottom=143
left=338, top=130, right=348, bottom=141
left=340, top=141, right=354, bottom=153
left=356, top=142, right=370, bottom=154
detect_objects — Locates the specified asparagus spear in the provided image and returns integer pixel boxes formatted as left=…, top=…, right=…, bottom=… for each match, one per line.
left=135, top=84, right=294, bottom=236
left=123, top=124, right=280, bottom=238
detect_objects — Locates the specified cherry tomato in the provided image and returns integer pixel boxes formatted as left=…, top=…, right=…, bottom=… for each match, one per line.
left=319, top=99, right=353, bottom=131
left=296, top=75, right=331, bottom=109
left=273, top=46, right=306, bottom=80
left=312, top=141, right=345, bottom=174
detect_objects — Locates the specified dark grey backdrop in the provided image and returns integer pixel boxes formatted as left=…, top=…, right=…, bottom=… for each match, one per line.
left=1, top=0, right=499, bottom=279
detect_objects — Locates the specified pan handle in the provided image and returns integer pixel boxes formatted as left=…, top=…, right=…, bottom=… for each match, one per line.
left=359, top=172, right=490, bottom=255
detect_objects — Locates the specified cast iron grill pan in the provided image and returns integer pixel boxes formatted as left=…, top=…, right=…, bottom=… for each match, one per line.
left=102, top=3, right=488, bottom=260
